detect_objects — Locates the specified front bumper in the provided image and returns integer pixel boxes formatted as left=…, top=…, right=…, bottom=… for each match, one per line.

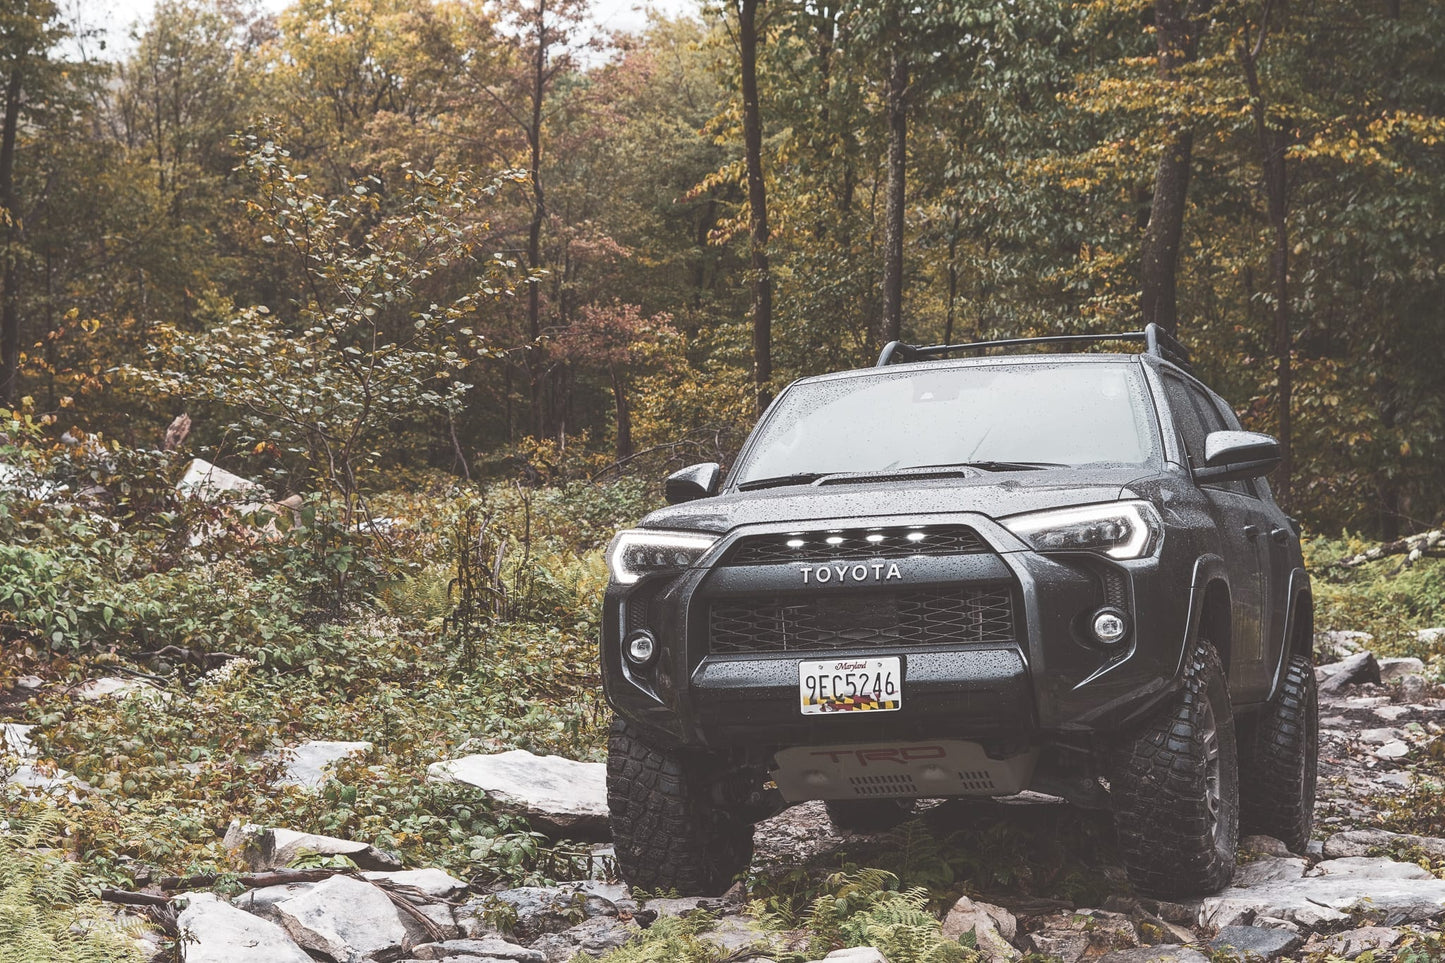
left=601, top=512, right=1190, bottom=751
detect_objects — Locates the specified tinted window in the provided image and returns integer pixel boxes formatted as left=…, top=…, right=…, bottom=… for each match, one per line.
left=734, top=362, right=1160, bottom=484
left=1163, top=373, right=1249, bottom=494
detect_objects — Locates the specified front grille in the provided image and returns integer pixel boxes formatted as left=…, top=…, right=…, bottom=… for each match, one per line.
left=725, top=525, right=987, bottom=565
left=709, top=588, right=1014, bottom=654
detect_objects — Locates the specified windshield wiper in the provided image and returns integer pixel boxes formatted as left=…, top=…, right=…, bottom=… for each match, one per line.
left=735, top=472, right=828, bottom=491
left=907, top=460, right=1065, bottom=472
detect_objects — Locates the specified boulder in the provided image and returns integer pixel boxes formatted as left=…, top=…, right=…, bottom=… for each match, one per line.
left=1198, top=856, right=1445, bottom=928
left=1380, top=657, right=1428, bottom=682
left=408, top=937, right=545, bottom=961
left=1021, top=910, right=1138, bottom=963
left=363, top=868, right=468, bottom=899
left=428, top=750, right=608, bottom=838
left=1322, top=926, right=1403, bottom=959
left=1, top=722, right=35, bottom=757
left=177, top=892, right=313, bottom=963
left=1316, top=630, right=1372, bottom=661
left=941, top=896, right=1020, bottom=963
left=1306, top=856, right=1436, bottom=880
left=1417, top=627, right=1445, bottom=645
left=224, top=821, right=403, bottom=871
left=273, top=740, right=373, bottom=789
left=702, top=914, right=779, bottom=954
left=1317, top=652, right=1381, bottom=694
left=275, top=874, right=408, bottom=962
left=232, top=881, right=319, bottom=923
left=527, top=915, right=640, bottom=962
left=1208, top=924, right=1303, bottom=959
left=1324, top=829, right=1445, bottom=861
left=1232, top=856, right=1309, bottom=886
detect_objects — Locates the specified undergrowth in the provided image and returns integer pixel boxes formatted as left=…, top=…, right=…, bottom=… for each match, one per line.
left=0, top=798, right=144, bottom=963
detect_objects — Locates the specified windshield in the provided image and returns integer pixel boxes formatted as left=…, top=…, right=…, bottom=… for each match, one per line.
left=733, top=362, right=1160, bottom=486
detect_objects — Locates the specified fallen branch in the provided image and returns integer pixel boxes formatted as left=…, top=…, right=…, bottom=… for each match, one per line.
left=101, top=889, right=173, bottom=908
left=1327, top=526, right=1445, bottom=572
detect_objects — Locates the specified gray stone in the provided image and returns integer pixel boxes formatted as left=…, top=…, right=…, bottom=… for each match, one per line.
left=1, top=722, right=35, bottom=757
left=232, top=882, right=320, bottom=923
left=409, top=938, right=544, bottom=961
left=704, top=915, right=779, bottom=954
left=644, top=896, right=712, bottom=917
left=224, top=821, right=403, bottom=871
left=1417, top=627, right=1445, bottom=645
left=1380, top=657, right=1428, bottom=682
left=1322, top=926, right=1403, bottom=959
left=483, top=886, right=587, bottom=941
left=275, top=874, right=408, bottom=962
left=273, top=740, right=372, bottom=789
left=1021, top=910, right=1137, bottom=963
left=1358, top=727, right=1408, bottom=745
left=1198, top=858, right=1445, bottom=928
left=1239, top=835, right=1294, bottom=858
left=942, top=896, right=1020, bottom=963
left=1316, top=630, right=1371, bottom=660
left=1317, top=652, right=1381, bottom=694
left=177, top=892, right=313, bottom=963
left=1324, top=829, right=1445, bottom=860
left=821, top=950, right=889, bottom=963
left=1097, top=949, right=1209, bottom=963
left=1376, top=740, right=1411, bottom=759
left=528, top=915, right=640, bottom=962
left=1307, top=856, right=1436, bottom=880
left=1232, top=856, right=1308, bottom=886
left=1209, top=924, right=1303, bottom=959
left=363, top=867, right=468, bottom=898
left=429, top=750, right=609, bottom=838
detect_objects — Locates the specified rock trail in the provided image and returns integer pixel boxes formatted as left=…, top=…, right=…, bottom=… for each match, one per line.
left=6, top=639, right=1444, bottom=962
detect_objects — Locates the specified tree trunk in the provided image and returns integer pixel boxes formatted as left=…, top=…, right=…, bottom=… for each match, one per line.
left=1140, top=0, right=1206, bottom=335
left=880, top=52, right=908, bottom=346
left=1140, top=128, right=1192, bottom=334
left=738, top=0, right=772, bottom=416
left=610, top=367, right=632, bottom=462
left=527, top=0, right=547, bottom=437
left=0, top=68, right=22, bottom=405
left=1239, top=9, right=1292, bottom=510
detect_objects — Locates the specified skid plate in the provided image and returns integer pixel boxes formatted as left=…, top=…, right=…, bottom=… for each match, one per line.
left=769, top=739, right=1038, bottom=802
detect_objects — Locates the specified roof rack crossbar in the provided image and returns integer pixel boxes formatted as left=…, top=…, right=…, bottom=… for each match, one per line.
left=876, top=322, right=1193, bottom=371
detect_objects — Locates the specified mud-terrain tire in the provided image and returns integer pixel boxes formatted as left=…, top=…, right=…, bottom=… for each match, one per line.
left=1239, top=654, right=1318, bottom=853
left=825, top=798, right=916, bottom=834
left=606, top=716, right=753, bottom=895
left=1112, top=641, right=1239, bottom=898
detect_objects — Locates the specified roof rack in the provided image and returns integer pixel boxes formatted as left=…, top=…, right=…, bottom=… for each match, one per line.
left=875, top=322, right=1193, bottom=372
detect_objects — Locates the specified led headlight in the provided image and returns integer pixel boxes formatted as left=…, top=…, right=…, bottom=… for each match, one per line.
left=606, top=529, right=719, bottom=584
left=1002, top=501, right=1162, bottom=560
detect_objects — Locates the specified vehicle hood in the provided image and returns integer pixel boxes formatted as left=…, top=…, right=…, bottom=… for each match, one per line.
left=640, top=467, right=1158, bottom=534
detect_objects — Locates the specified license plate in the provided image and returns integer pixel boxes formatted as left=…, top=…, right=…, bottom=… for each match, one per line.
left=799, top=656, right=902, bottom=715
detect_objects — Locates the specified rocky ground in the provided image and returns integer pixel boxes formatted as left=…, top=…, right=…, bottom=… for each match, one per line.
left=5, top=635, right=1445, bottom=963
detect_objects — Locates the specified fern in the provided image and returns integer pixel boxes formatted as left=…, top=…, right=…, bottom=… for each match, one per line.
left=0, top=801, right=145, bottom=963
left=587, top=911, right=723, bottom=963
left=797, top=869, right=979, bottom=963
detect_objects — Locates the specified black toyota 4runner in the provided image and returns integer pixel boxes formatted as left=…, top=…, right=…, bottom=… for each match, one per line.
left=599, top=325, right=1317, bottom=899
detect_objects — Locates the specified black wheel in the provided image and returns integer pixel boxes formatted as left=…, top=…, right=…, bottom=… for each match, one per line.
left=605, top=716, right=754, bottom=895
left=825, top=798, right=916, bottom=834
left=1111, top=641, right=1239, bottom=898
left=1239, top=653, right=1318, bottom=853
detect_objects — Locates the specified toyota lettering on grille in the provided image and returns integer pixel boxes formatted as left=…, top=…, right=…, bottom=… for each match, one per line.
left=800, top=562, right=903, bottom=584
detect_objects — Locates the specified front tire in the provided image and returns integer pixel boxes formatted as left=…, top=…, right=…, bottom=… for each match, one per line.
left=1112, top=641, right=1239, bottom=898
left=606, top=717, right=754, bottom=895
left=1239, top=653, right=1318, bottom=852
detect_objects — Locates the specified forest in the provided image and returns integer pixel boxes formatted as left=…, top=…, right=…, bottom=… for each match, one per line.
left=3, top=1, right=1445, bottom=961
left=0, top=0, right=1441, bottom=535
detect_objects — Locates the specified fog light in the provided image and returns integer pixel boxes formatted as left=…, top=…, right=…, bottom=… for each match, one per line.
left=1092, top=607, right=1129, bottom=645
left=625, top=631, right=658, bottom=667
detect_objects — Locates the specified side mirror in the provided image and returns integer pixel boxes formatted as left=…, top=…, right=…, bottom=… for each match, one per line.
left=1195, top=430, right=1281, bottom=483
left=664, top=463, right=722, bottom=504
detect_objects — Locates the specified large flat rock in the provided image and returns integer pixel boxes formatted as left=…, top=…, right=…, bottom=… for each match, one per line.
left=1198, top=856, right=1445, bottom=928
left=428, top=750, right=608, bottom=838
left=272, top=740, right=373, bottom=789
left=275, top=874, right=407, bottom=962
left=177, top=892, right=313, bottom=963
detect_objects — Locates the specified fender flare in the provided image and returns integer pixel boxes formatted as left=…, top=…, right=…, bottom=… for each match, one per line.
left=1266, top=568, right=1313, bottom=699
left=1178, top=553, right=1230, bottom=680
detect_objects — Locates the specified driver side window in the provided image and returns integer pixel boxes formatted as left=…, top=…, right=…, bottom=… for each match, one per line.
left=1162, top=373, right=1250, bottom=495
